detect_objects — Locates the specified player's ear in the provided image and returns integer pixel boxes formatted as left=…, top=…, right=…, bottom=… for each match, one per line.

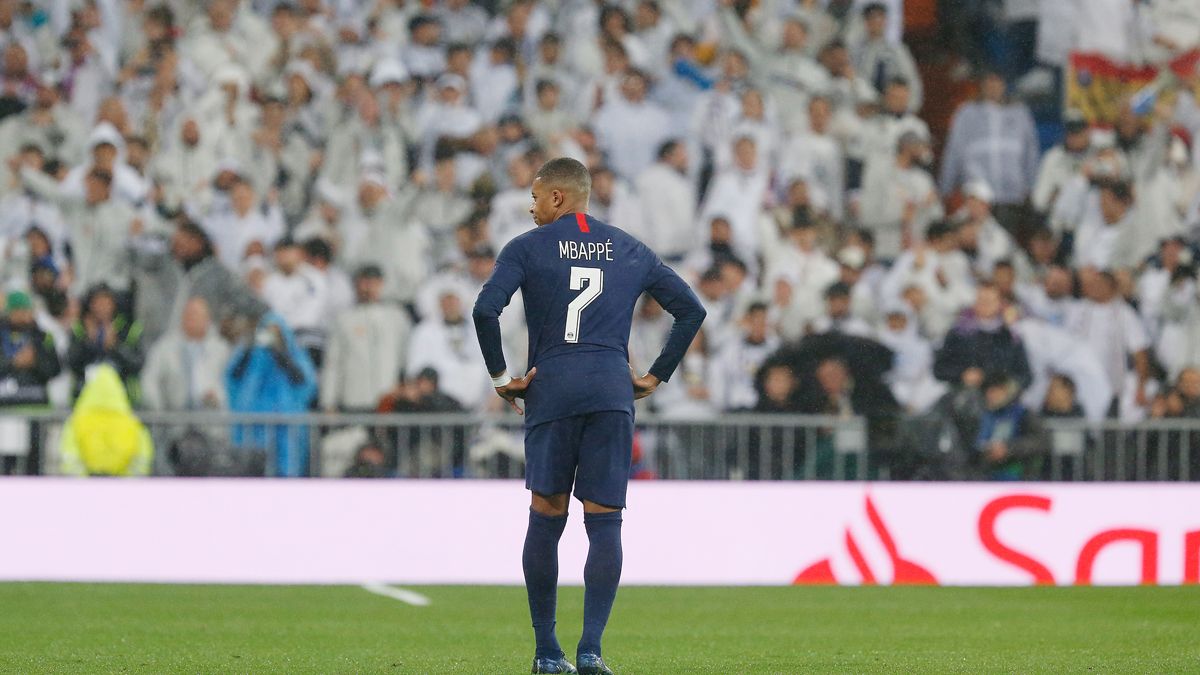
left=552, top=189, right=563, bottom=207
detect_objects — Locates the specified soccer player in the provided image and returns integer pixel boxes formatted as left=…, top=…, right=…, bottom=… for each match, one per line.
left=473, top=158, right=706, bottom=674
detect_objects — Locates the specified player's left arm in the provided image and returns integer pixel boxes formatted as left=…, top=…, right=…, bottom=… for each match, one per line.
left=636, top=259, right=707, bottom=399
left=472, top=241, right=535, bottom=414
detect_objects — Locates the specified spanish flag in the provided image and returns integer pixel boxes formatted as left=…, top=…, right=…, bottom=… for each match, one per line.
left=1067, top=50, right=1200, bottom=125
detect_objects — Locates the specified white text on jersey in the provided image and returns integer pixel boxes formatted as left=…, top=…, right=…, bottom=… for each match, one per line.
left=559, top=239, right=615, bottom=262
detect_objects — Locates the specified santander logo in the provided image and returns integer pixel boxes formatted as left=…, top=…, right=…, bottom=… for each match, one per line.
left=792, top=491, right=1200, bottom=586
left=977, top=493, right=1200, bottom=585
left=793, top=495, right=938, bottom=585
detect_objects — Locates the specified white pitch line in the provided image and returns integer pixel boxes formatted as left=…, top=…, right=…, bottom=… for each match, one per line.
left=360, top=583, right=432, bottom=606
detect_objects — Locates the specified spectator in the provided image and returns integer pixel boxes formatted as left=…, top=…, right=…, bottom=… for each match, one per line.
left=303, top=238, right=353, bottom=317
left=592, top=68, right=671, bottom=183
left=406, top=287, right=489, bottom=411
left=634, top=139, right=696, bottom=261
left=201, top=175, right=285, bottom=272
left=975, top=372, right=1048, bottom=480
left=934, top=282, right=1032, bottom=392
left=1041, top=374, right=1085, bottom=418
left=343, top=440, right=393, bottom=479
left=753, top=363, right=802, bottom=413
left=294, top=181, right=354, bottom=260
left=876, top=303, right=947, bottom=414
left=810, top=282, right=873, bottom=337
left=699, top=135, right=769, bottom=262
left=525, top=79, right=577, bottom=154
left=1172, top=368, right=1200, bottom=418
left=152, top=118, right=219, bottom=216
left=413, top=149, right=476, bottom=268
left=835, top=244, right=880, bottom=326
left=17, top=163, right=137, bottom=296
left=62, top=124, right=149, bottom=207
left=694, top=267, right=735, bottom=350
left=710, top=302, right=779, bottom=411
left=141, top=296, right=229, bottom=412
left=437, top=0, right=490, bottom=46
left=1032, top=110, right=1091, bottom=214
left=939, top=71, right=1039, bottom=235
left=852, top=3, right=923, bottom=112
left=779, top=96, right=845, bottom=221
left=1065, top=269, right=1151, bottom=418
left=415, top=74, right=481, bottom=174
left=226, top=313, right=318, bottom=477
left=854, top=77, right=930, bottom=183
left=403, top=15, right=447, bottom=83
left=66, top=284, right=144, bottom=400
left=489, top=152, right=538, bottom=246
left=0, top=81, right=86, bottom=167
left=321, top=265, right=412, bottom=413
left=587, top=164, right=643, bottom=237
left=1073, top=178, right=1138, bottom=270
left=470, top=38, right=520, bottom=124
left=716, top=7, right=823, bottom=136
left=858, top=129, right=942, bottom=260
left=884, top=221, right=975, bottom=341
left=1140, top=131, right=1200, bottom=250
left=954, top=180, right=1025, bottom=280
left=59, top=363, right=154, bottom=477
left=766, top=218, right=840, bottom=336
left=261, top=238, right=329, bottom=365
left=1017, top=264, right=1075, bottom=327
left=0, top=290, right=61, bottom=421
left=378, top=367, right=467, bottom=415
left=798, top=356, right=899, bottom=418
left=129, top=219, right=263, bottom=347
left=1136, top=236, right=1191, bottom=343
left=341, top=170, right=430, bottom=307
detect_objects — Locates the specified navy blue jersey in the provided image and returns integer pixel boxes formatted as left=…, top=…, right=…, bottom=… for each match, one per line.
left=473, top=212, right=705, bottom=426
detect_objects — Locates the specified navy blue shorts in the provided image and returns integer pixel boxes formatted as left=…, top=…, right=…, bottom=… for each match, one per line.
left=524, top=410, right=633, bottom=508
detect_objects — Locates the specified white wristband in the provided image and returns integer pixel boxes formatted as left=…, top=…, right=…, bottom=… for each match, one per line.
left=491, top=373, right=513, bottom=388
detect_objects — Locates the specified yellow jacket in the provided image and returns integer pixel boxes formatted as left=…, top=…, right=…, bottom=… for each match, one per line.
left=60, top=364, right=153, bottom=476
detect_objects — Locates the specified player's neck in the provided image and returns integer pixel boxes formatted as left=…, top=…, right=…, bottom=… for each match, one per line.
left=549, top=201, right=589, bottom=224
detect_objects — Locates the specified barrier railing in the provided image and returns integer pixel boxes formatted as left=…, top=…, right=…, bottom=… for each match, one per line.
left=1, top=410, right=1197, bottom=481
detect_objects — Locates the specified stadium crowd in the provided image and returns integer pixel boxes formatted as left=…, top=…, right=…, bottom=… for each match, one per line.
left=2, top=0, right=1200, bottom=478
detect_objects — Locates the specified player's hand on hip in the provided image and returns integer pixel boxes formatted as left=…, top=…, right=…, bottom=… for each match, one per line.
left=632, top=371, right=660, bottom=400
left=496, top=367, right=537, bottom=415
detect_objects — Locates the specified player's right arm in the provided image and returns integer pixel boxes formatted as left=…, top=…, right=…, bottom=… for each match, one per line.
left=636, top=257, right=706, bottom=397
left=472, top=239, right=535, bottom=413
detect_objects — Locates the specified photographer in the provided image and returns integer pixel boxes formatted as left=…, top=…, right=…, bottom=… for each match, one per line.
left=226, top=313, right=316, bottom=477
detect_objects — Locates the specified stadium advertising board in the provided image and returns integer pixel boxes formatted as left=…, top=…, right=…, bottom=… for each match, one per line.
left=1, top=480, right=1197, bottom=586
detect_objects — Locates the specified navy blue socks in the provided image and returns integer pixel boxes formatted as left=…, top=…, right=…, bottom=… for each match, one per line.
left=578, top=510, right=623, bottom=657
left=523, top=509, right=568, bottom=659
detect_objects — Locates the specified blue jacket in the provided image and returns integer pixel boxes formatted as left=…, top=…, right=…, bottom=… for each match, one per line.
left=226, top=314, right=317, bottom=476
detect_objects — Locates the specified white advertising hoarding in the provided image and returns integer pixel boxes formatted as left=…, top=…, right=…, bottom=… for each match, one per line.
left=1, top=479, right=1197, bottom=586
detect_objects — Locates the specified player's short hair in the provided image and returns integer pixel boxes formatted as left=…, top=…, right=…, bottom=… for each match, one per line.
left=535, top=157, right=591, bottom=197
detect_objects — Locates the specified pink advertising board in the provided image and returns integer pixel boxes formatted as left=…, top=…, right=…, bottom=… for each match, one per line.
left=1, top=479, right=1197, bottom=586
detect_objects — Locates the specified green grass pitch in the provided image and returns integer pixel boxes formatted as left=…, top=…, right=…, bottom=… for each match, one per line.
left=1, top=584, right=1198, bottom=673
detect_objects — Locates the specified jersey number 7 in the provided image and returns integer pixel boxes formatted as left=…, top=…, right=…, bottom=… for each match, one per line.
left=564, top=266, right=604, bottom=343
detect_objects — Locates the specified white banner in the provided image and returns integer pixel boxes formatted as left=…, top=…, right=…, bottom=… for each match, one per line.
left=1, top=479, right=1198, bottom=586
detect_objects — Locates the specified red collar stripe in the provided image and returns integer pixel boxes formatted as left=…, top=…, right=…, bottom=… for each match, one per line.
left=575, top=212, right=590, bottom=233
